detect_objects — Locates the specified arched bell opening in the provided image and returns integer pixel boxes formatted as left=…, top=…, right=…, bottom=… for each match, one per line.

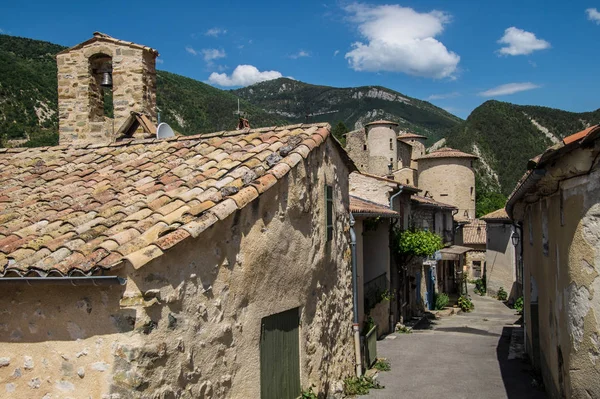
left=89, top=53, right=114, bottom=121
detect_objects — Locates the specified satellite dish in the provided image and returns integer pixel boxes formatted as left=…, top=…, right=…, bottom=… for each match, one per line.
left=156, top=122, right=175, bottom=139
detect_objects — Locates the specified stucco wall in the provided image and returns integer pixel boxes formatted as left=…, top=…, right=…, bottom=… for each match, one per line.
left=521, top=158, right=600, bottom=398
left=0, top=139, right=355, bottom=398
left=363, top=220, right=390, bottom=284
left=485, top=223, right=517, bottom=299
left=393, top=167, right=417, bottom=186
left=417, top=157, right=476, bottom=220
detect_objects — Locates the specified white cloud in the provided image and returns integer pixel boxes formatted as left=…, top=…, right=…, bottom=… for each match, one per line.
left=201, top=48, right=226, bottom=62
left=156, top=58, right=164, bottom=65
left=289, top=50, right=310, bottom=59
left=479, top=82, right=541, bottom=97
left=206, top=28, right=227, bottom=37
left=185, top=46, right=197, bottom=56
left=343, top=3, right=460, bottom=79
left=208, top=65, right=283, bottom=87
left=333, top=50, right=340, bottom=57
left=587, top=8, right=600, bottom=24
left=497, top=27, right=550, bottom=56
left=427, top=92, right=460, bottom=100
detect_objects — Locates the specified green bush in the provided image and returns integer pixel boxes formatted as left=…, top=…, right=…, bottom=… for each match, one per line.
left=343, top=376, right=383, bottom=395
left=373, top=358, right=391, bottom=372
left=458, top=295, right=474, bottom=312
left=435, top=292, right=449, bottom=310
left=301, top=386, right=318, bottom=399
left=474, top=278, right=486, bottom=296
left=497, top=287, right=508, bottom=301
left=396, top=229, right=444, bottom=259
left=514, top=296, right=524, bottom=314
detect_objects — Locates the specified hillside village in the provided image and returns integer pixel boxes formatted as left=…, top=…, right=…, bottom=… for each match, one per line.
left=0, top=32, right=599, bottom=399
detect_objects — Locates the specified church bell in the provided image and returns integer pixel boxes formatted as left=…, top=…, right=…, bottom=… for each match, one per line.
left=100, top=71, right=113, bottom=88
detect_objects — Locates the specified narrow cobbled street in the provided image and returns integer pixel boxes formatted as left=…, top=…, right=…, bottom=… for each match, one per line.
left=363, top=289, right=546, bottom=399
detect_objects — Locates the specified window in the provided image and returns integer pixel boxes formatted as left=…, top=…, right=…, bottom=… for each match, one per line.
left=440, top=193, right=448, bottom=197
left=325, top=185, right=333, bottom=241
left=363, top=144, right=367, bottom=151
left=389, top=138, right=393, bottom=150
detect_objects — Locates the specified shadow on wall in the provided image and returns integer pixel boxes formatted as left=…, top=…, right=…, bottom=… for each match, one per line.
left=0, top=284, right=132, bottom=343
left=495, top=326, right=546, bottom=399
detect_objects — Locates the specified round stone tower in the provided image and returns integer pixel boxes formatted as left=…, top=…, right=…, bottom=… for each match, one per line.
left=416, top=147, right=478, bottom=220
left=365, top=120, right=399, bottom=176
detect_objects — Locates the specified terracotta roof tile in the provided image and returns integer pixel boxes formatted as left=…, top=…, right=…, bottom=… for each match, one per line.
left=350, top=196, right=399, bottom=217
left=411, top=195, right=457, bottom=209
left=462, top=219, right=487, bottom=245
left=480, top=208, right=510, bottom=221
left=365, top=120, right=399, bottom=126
left=415, top=147, right=478, bottom=160
left=397, top=133, right=427, bottom=140
left=0, top=123, right=334, bottom=276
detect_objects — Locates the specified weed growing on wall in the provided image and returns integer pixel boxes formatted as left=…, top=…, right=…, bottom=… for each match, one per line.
left=343, top=376, right=383, bottom=395
left=497, top=287, right=508, bottom=301
left=458, top=295, right=474, bottom=312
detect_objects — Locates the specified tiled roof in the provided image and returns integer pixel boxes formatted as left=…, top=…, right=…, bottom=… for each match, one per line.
left=350, top=196, right=399, bottom=217
left=415, top=147, right=478, bottom=160
left=507, top=124, right=600, bottom=218
left=0, top=123, right=339, bottom=276
left=481, top=208, right=510, bottom=221
left=398, top=133, right=427, bottom=140
left=411, top=195, right=457, bottom=210
left=462, top=219, right=487, bottom=245
left=365, top=120, right=398, bottom=126
left=57, top=32, right=159, bottom=55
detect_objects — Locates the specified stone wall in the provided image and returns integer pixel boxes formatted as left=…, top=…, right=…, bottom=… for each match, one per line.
left=366, top=124, right=398, bottom=176
left=0, top=139, right=354, bottom=398
left=349, top=172, right=394, bottom=207
left=57, top=37, right=157, bottom=145
left=417, top=157, right=476, bottom=220
left=519, top=148, right=600, bottom=398
left=345, top=130, right=368, bottom=172
left=399, top=138, right=425, bottom=169
left=393, top=167, right=417, bottom=186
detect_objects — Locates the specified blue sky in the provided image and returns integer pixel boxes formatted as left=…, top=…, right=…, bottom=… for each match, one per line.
left=1, top=0, right=599, bottom=118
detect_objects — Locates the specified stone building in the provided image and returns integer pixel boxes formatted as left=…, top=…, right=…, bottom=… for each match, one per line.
left=0, top=34, right=358, bottom=399
left=57, top=32, right=158, bottom=145
left=349, top=172, right=418, bottom=327
left=415, top=147, right=478, bottom=221
left=461, top=219, right=487, bottom=281
left=481, top=208, right=520, bottom=301
left=506, top=124, right=600, bottom=398
left=409, top=196, right=457, bottom=313
left=345, top=120, right=400, bottom=176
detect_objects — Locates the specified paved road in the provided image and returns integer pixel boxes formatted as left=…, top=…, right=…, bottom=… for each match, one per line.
left=362, top=289, right=546, bottom=399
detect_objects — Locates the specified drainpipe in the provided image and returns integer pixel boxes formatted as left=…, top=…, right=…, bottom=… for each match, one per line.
left=349, top=212, right=362, bottom=377
left=388, top=187, right=403, bottom=331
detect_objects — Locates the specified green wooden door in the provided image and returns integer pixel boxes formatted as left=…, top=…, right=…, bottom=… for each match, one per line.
left=260, top=307, right=301, bottom=399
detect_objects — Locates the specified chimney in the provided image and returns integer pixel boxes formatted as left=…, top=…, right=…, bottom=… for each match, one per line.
left=56, top=32, right=158, bottom=145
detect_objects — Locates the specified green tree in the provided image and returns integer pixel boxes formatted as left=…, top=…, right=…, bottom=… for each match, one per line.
left=331, top=121, right=349, bottom=146
left=395, top=228, right=444, bottom=264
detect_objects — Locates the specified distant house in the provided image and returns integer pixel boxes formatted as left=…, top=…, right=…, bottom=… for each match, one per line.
left=481, top=208, right=520, bottom=301
left=0, top=33, right=357, bottom=399
left=409, top=195, right=457, bottom=313
left=349, top=172, right=418, bottom=329
left=461, top=219, right=487, bottom=281
left=506, top=125, right=600, bottom=398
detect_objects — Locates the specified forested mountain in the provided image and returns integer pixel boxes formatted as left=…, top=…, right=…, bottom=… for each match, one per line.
left=234, top=78, right=461, bottom=141
left=2, top=34, right=598, bottom=211
left=447, top=100, right=600, bottom=201
left=0, top=34, right=284, bottom=147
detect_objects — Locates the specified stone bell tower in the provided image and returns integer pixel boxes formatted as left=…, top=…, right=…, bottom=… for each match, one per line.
left=56, top=32, right=158, bottom=145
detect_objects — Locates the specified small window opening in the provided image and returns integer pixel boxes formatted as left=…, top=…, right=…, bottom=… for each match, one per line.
left=363, top=144, right=367, bottom=151
left=325, top=185, right=334, bottom=241
left=389, top=138, right=393, bottom=150
left=89, top=53, right=114, bottom=121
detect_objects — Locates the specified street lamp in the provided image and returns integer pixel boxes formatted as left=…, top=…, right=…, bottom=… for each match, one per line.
left=511, top=231, right=520, bottom=246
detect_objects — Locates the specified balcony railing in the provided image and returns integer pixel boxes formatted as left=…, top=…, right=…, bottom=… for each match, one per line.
left=364, top=272, right=387, bottom=312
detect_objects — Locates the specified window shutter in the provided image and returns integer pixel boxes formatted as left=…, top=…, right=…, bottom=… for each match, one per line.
left=325, top=185, right=333, bottom=241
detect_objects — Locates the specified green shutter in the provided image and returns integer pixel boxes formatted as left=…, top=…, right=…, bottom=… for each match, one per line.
left=325, top=185, right=333, bottom=241
left=260, top=308, right=301, bottom=399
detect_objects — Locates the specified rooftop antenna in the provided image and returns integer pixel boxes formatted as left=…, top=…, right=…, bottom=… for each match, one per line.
left=234, top=98, right=250, bottom=130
